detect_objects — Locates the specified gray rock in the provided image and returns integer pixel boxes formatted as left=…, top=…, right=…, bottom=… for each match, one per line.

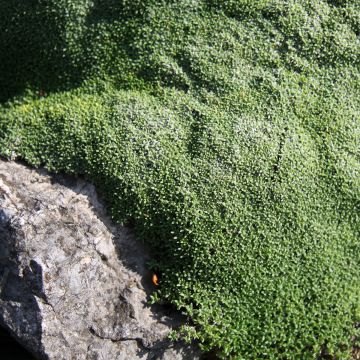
left=0, top=160, right=201, bottom=360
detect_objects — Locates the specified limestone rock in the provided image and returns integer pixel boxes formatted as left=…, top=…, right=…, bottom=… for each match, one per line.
left=0, top=160, right=201, bottom=360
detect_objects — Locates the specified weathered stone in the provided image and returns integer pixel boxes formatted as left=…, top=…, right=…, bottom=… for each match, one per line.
left=0, top=160, right=201, bottom=360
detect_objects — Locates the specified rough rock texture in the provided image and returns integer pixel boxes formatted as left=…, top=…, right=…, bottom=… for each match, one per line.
left=0, top=160, right=201, bottom=360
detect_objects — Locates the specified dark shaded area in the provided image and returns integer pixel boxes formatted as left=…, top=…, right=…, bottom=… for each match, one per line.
left=0, top=327, right=36, bottom=360
left=0, top=204, right=43, bottom=359
left=0, top=0, right=81, bottom=102
left=0, top=0, right=153, bottom=103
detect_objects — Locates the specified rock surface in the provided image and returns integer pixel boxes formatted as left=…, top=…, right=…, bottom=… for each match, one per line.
left=0, top=160, right=201, bottom=360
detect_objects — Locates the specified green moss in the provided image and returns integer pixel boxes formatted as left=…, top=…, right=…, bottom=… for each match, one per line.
left=1, top=1, right=359, bottom=358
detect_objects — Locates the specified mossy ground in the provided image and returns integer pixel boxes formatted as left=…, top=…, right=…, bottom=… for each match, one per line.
left=0, top=1, right=359, bottom=358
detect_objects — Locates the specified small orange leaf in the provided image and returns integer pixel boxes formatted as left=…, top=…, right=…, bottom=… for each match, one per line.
left=152, top=273, right=159, bottom=286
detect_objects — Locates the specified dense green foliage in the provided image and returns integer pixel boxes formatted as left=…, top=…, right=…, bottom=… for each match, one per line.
left=1, top=1, right=359, bottom=358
